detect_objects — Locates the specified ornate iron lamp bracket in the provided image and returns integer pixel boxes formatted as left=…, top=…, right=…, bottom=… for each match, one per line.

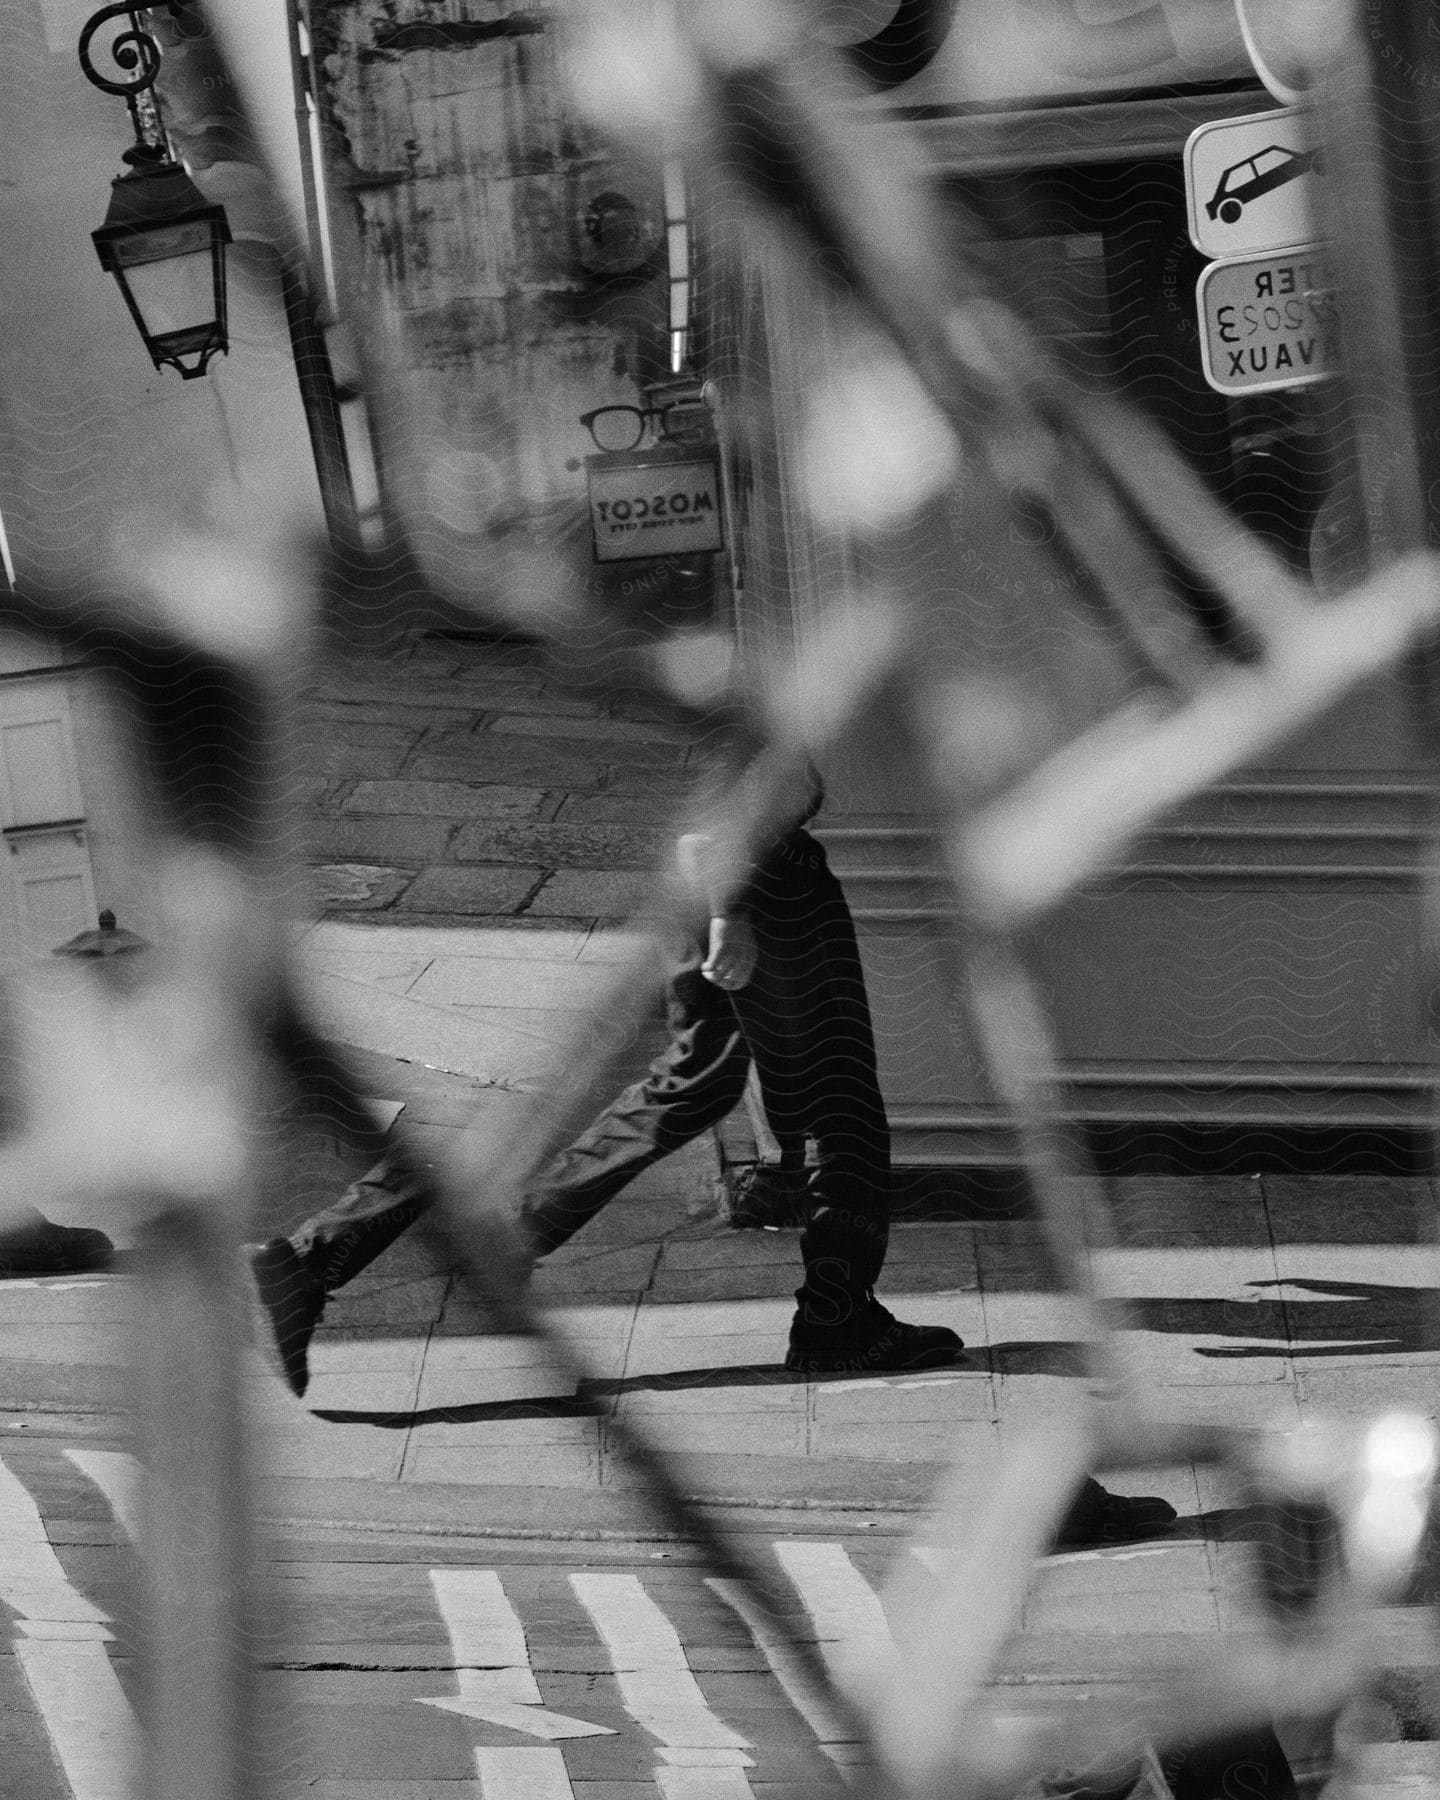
left=77, top=2, right=188, bottom=151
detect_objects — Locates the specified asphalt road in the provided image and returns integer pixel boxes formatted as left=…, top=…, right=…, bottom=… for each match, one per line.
left=2, top=1401, right=884, bottom=1800
left=6, top=1386, right=1440, bottom=1800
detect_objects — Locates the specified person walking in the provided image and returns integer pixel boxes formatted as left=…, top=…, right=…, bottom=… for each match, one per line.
left=251, top=767, right=1175, bottom=1545
left=252, top=768, right=963, bottom=1392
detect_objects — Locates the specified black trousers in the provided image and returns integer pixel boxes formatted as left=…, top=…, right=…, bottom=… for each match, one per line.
left=290, top=833, right=891, bottom=1333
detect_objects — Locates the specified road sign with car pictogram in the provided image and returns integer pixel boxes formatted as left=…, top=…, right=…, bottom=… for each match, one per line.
left=1185, top=107, right=1320, bottom=260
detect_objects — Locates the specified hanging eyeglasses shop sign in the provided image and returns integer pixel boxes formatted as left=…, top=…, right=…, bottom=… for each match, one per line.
left=586, top=450, right=724, bottom=563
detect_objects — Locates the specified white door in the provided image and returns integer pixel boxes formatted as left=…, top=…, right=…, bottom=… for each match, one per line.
left=0, top=675, right=98, bottom=970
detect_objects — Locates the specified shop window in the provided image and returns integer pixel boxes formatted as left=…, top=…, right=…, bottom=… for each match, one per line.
left=949, top=159, right=1335, bottom=575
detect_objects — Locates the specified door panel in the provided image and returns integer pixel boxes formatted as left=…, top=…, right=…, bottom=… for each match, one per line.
left=0, top=679, right=97, bottom=971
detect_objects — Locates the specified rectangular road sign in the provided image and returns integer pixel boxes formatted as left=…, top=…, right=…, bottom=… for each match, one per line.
left=1185, top=107, right=1319, bottom=259
left=1196, top=246, right=1339, bottom=395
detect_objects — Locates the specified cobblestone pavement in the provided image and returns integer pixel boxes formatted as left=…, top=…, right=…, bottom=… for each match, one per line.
left=301, top=633, right=691, bottom=929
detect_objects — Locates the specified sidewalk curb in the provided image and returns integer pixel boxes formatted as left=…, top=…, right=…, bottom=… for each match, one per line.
left=254, top=1471, right=938, bottom=1544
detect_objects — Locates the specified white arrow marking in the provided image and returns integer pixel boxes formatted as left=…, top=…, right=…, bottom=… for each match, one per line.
left=417, top=1692, right=614, bottom=1739
left=419, top=1569, right=614, bottom=1740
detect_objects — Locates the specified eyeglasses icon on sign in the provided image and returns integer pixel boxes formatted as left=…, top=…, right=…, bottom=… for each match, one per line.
left=580, top=401, right=712, bottom=452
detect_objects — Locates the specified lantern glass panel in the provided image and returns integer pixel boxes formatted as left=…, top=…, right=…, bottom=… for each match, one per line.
left=122, top=249, right=217, bottom=341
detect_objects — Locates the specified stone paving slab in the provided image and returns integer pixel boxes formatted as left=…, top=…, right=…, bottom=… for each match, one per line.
left=300, top=920, right=602, bottom=961
left=807, top=1372, right=995, bottom=1425
left=1295, top=1359, right=1440, bottom=1412
left=316, top=719, right=427, bottom=751
left=1264, top=1177, right=1433, bottom=1243
left=489, top=714, right=687, bottom=745
left=342, top=780, right=559, bottom=818
left=527, top=871, right=651, bottom=917
left=313, top=864, right=418, bottom=908
left=309, top=672, right=574, bottom=710
left=323, top=1281, right=452, bottom=1333
left=1106, top=1177, right=1274, bottom=1248
left=301, top=966, right=572, bottom=1082
left=393, top=866, right=547, bottom=916
left=403, top=1441, right=603, bottom=1487
left=303, top=947, right=438, bottom=992
left=559, top=794, right=691, bottom=825
left=309, top=818, right=460, bottom=864
left=406, top=739, right=615, bottom=789
left=452, top=821, right=668, bottom=869
left=1022, top=1578, right=1220, bottom=1636
left=307, top=699, right=477, bottom=733
left=406, top=957, right=630, bottom=1011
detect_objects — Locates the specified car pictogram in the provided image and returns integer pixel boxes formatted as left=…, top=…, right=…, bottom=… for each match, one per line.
left=1205, top=145, right=1321, bottom=225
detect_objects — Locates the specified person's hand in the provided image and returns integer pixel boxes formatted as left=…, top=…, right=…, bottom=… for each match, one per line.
left=702, top=915, right=757, bottom=990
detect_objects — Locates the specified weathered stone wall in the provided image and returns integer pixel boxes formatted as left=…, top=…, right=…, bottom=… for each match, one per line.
left=310, top=1, right=670, bottom=524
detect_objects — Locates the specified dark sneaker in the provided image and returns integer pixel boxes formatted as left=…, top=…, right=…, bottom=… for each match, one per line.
left=785, top=1300, right=963, bottom=1375
left=0, top=1221, right=114, bottom=1277
left=248, top=1239, right=326, bottom=1397
left=727, top=1163, right=807, bottom=1230
left=1054, top=1477, right=1177, bottom=1548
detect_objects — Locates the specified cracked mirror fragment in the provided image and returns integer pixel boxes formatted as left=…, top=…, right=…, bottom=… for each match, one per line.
left=0, top=1, right=1437, bottom=1798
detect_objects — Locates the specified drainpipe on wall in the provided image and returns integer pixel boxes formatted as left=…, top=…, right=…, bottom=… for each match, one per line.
left=663, top=156, right=691, bottom=374
left=288, top=0, right=387, bottom=549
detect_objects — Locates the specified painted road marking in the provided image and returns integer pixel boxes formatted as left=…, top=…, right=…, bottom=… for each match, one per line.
left=570, top=1572, right=754, bottom=1768
left=707, top=1576, right=864, bottom=1780
left=432, top=1569, right=544, bottom=1702
left=772, top=1541, right=895, bottom=1698
left=16, top=1640, right=140, bottom=1800
left=65, top=1448, right=142, bottom=1543
left=476, top=1746, right=578, bottom=1800
left=0, top=1456, right=141, bottom=1799
left=656, top=1767, right=757, bottom=1800
left=418, top=1568, right=614, bottom=1739
left=0, top=1456, right=113, bottom=1627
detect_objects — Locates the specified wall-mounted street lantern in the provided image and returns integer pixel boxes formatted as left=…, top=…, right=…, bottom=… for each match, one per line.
left=53, top=908, right=149, bottom=960
left=79, top=3, right=231, bottom=379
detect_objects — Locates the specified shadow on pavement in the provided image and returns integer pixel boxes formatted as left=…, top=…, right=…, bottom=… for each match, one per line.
left=311, top=1353, right=1001, bottom=1427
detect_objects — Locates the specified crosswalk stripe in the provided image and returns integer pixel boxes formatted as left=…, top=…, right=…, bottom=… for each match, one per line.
left=569, top=1573, right=753, bottom=1761
left=431, top=1569, right=544, bottom=1703
left=656, top=1767, right=757, bottom=1800
left=0, top=1458, right=111, bottom=1627
left=706, top=1576, right=863, bottom=1779
left=771, top=1541, right=896, bottom=1698
left=419, top=1568, right=614, bottom=1739
left=64, top=1448, right=142, bottom=1543
left=0, top=1457, right=141, bottom=1799
left=15, top=1641, right=139, bottom=1800
left=476, top=1745, right=577, bottom=1800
